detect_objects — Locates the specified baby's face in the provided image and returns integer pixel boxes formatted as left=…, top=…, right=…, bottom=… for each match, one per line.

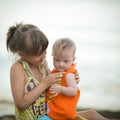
left=53, top=48, right=75, bottom=72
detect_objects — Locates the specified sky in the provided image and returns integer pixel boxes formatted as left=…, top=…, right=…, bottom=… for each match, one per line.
left=1, top=0, right=120, bottom=64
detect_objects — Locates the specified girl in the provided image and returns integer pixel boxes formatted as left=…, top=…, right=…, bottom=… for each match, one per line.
left=6, top=23, right=63, bottom=120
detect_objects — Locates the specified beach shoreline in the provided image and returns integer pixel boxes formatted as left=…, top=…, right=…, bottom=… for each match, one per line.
left=0, top=101, right=120, bottom=120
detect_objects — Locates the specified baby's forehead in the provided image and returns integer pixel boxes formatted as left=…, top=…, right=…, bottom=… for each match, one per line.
left=54, top=46, right=74, bottom=52
left=53, top=49, right=74, bottom=57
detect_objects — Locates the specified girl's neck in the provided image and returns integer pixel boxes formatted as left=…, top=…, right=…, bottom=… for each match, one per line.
left=20, top=58, right=38, bottom=68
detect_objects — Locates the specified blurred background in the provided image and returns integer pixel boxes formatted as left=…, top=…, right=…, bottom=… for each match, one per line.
left=0, top=0, right=120, bottom=115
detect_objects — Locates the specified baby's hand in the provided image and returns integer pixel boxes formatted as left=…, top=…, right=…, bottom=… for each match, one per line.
left=49, top=84, right=61, bottom=97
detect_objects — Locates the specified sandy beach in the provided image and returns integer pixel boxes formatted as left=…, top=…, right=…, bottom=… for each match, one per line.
left=0, top=101, right=120, bottom=120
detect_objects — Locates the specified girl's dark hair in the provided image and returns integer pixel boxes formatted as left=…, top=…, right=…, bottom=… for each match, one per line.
left=6, top=23, right=49, bottom=56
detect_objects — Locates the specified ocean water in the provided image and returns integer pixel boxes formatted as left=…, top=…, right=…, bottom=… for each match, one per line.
left=0, top=0, right=120, bottom=111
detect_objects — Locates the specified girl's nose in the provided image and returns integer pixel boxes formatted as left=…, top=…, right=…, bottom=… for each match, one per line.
left=42, top=51, right=47, bottom=57
left=44, top=51, right=47, bottom=55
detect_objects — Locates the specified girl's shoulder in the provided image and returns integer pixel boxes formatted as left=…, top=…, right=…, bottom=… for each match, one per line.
left=10, top=60, right=24, bottom=73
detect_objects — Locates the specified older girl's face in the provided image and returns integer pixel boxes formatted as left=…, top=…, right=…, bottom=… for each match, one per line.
left=24, top=51, right=47, bottom=66
left=53, top=49, right=75, bottom=72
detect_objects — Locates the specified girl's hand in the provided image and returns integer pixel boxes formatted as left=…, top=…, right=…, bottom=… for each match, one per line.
left=45, top=72, right=63, bottom=86
left=74, top=73, right=80, bottom=84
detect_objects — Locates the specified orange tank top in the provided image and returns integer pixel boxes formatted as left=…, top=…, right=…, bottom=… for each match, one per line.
left=46, top=64, right=80, bottom=120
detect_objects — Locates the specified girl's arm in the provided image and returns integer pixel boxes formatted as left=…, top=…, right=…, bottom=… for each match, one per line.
left=10, top=62, right=63, bottom=109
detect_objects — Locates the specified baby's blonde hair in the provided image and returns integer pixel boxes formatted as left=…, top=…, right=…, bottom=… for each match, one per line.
left=52, top=38, right=76, bottom=56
